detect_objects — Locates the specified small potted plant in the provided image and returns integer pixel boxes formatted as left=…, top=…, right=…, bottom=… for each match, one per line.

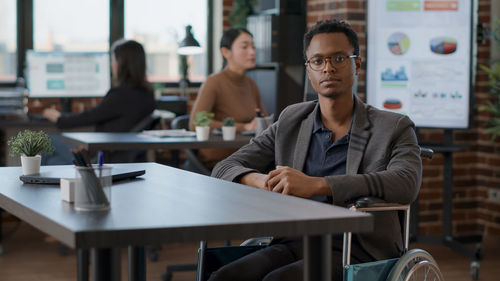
left=193, top=111, right=214, bottom=141
left=222, top=117, right=236, bottom=140
left=8, top=130, right=55, bottom=175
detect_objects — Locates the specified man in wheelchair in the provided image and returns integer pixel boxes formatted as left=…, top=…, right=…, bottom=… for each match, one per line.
left=210, top=19, right=422, bottom=281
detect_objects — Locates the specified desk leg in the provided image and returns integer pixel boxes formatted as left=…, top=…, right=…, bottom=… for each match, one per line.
left=91, top=248, right=121, bottom=281
left=303, top=234, right=331, bottom=281
left=128, top=246, right=146, bottom=281
left=77, top=249, right=89, bottom=281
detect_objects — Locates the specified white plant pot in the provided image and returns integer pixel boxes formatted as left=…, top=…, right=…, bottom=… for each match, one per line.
left=21, top=155, right=41, bottom=175
left=222, top=126, right=236, bottom=140
left=195, top=126, right=210, bottom=141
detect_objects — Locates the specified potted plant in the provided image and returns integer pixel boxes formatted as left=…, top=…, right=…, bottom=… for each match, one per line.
left=479, top=63, right=500, bottom=141
left=478, top=20, right=500, bottom=141
left=229, top=0, right=257, bottom=28
left=222, top=117, right=236, bottom=140
left=193, top=111, right=214, bottom=141
left=8, top=130, right=55, bottom=175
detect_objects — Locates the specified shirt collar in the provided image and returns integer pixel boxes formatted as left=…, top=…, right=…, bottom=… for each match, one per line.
left=312, top=102, right=355, bottom=136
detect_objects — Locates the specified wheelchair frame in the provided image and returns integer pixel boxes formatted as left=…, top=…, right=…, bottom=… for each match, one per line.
left=342, top=199, right=444, bottom=281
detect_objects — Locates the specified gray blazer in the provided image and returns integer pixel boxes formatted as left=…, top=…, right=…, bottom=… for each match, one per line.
left=212, top=95, right=422, bottom=260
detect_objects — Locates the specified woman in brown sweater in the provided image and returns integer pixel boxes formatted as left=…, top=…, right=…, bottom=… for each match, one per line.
left=189, top=28, right=267, bottom=168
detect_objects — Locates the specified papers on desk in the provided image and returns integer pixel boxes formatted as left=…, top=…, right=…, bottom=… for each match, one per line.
left=140, top=129, right=196, bottom=138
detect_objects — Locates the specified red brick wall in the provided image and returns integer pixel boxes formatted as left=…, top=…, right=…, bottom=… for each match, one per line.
left=305, top=0, right=500, bottom=237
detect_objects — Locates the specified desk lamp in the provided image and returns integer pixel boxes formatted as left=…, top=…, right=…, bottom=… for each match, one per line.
left=178, top=25, right=202, bottom=97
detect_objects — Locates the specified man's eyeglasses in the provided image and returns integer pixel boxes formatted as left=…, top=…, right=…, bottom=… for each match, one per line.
left=305, top=54, right=359, bottom=71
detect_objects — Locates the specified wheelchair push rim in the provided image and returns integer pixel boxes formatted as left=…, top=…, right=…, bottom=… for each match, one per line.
left=386, top=249, right=444, bottom=281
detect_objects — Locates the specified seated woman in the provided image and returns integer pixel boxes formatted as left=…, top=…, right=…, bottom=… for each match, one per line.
left=42, top=39, right=156, bottom=163
left=189, top=28, right=267, bottom=168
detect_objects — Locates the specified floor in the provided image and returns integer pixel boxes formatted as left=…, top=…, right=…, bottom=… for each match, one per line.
left=0, top=221, right=499, bottom=281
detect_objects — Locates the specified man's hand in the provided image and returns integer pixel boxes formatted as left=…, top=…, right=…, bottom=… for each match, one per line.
left=42, top=108, right=61, bottom=123
left=240, top=172, right=268, bottom=190
left=266, top=166, right=331, bottom=198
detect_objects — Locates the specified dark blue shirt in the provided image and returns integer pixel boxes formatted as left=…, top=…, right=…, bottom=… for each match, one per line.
left=303, top=104, right=352, bottom=203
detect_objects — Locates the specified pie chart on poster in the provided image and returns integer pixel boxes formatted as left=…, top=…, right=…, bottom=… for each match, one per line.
left=430, top=37, right=457, bottom=54
left=388, top=32, right=410, bottom=55
left=383, top=99, right=402, bottom=110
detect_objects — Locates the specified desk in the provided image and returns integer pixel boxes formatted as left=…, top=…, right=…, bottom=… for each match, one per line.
left=0, top=163, right=372, bottom=281
left=61, top=132, right=252, bottom=151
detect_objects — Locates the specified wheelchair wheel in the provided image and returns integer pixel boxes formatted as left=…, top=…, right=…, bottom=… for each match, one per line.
left=386, top=249, right=444, bottom=281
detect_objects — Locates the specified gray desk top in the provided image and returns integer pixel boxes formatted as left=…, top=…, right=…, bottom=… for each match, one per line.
left=61, top=132, right=252, bottom=151
left=0, top=163, right=372, bottom=249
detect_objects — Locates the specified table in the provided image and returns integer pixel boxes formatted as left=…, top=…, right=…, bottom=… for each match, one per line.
left=0, top=163, right=372, bottom=281
left=61, top=132, right=252, bottom=151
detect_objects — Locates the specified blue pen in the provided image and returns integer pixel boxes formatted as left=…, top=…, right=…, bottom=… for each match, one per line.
left=97, top=151, right=104, bottom=178
left=98, top=151, right=104, bottom=167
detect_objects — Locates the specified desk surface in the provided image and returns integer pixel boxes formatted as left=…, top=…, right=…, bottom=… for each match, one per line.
left=0, top=117, right=52, bottom=127
left=61, top=132, right=252, bottom=151
left=0, top=163, right=372, bottom=249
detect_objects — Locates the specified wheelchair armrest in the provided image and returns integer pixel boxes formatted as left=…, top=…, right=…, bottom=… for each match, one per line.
left=419, top=147, right=434, bottom=159
left=351, top=197, right=410, bottom=212
left=240, top=237, right=273, bottom=246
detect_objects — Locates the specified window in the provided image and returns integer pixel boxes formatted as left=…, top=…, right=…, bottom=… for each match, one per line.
left=34, top=0, right=109, bottom=52
left=125, top=0, right=207, bottom=83
left=0, top=0, right=17, bottom=82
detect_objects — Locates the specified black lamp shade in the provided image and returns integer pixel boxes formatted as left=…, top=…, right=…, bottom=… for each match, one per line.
left=178, top=25, right=202, bottom=55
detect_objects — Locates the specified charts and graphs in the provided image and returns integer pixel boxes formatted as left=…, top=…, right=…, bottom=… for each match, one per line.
left=388, top=32, right=410, bottom=55
left=367, top=0, right=472, bottom=128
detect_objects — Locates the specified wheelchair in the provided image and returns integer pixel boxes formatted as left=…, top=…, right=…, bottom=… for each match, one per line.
left=195, top=147, right=444, bottom=281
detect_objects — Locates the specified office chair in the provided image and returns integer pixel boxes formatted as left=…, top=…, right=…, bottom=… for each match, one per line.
left=195, top=147, right=443, bottom=281
left=105, top=112, right=162, bottom=163
left=169, top=114, right=211, bottom=175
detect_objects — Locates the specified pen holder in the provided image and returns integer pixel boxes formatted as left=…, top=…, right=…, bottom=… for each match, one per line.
left=74, top=165, right=112, bottom=211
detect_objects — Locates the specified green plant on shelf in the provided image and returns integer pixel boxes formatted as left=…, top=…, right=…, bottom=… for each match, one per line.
left=8, top=130, right=55, bottom=157
left=223, top=117, right=235, bottom=127
left=193, top=111, right=214, bottom=127
left=479, top=20, right=500, bottom=141
left=229, top=0, right=256, bottom=28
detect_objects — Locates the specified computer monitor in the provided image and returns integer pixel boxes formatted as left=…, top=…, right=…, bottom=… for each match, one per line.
left=25, top=50, right=111, bottom=99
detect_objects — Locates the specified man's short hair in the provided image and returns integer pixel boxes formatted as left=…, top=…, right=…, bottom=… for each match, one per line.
left=303, top=19, right=360, bottom=60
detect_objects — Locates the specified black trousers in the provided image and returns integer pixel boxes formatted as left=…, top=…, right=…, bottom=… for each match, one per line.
left=207, top=236, right=374, bottom=281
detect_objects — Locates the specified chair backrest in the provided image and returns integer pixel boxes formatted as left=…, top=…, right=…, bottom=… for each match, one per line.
left=130, top=112, right=161, bottom=132
left=170, top=114, right=211, bottom=175
left=171, top=114, right=190, bottom=130
left=105, top=112, right=161, bottom=163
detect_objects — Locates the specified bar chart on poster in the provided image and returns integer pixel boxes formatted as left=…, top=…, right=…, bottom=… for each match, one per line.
left=366, top=0, right=473, bottom=128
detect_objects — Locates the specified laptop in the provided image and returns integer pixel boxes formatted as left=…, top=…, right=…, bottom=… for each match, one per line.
left=20, top=166, right=146, bottom=185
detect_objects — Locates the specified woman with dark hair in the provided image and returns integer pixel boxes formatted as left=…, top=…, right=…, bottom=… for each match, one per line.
left=189, top=28, right=267, bottom=168
left=41, top=39, right=155, bottom=164
left=43, top=39, right=155, bottom=132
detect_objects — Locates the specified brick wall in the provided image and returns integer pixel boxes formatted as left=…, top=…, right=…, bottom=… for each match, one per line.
left=305, top=0, right=500, bottom=236
left=223, top=0, right=234, bottom=29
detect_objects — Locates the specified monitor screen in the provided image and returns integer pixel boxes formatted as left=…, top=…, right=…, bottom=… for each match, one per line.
left=366, top=0, right=473, bottom=129
left=25, top=51, right=111, bottom=98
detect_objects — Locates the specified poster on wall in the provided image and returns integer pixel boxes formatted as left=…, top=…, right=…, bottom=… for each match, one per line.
left=366, top=0, right=473, bottom=129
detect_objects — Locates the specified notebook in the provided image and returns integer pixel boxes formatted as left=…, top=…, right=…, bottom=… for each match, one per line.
left=19, top=166, right=145, bottom=185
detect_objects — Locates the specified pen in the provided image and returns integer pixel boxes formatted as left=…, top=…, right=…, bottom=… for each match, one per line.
left=98, top=151, right=104, bottom=167
left=97, top=151, right=104, bottom=180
